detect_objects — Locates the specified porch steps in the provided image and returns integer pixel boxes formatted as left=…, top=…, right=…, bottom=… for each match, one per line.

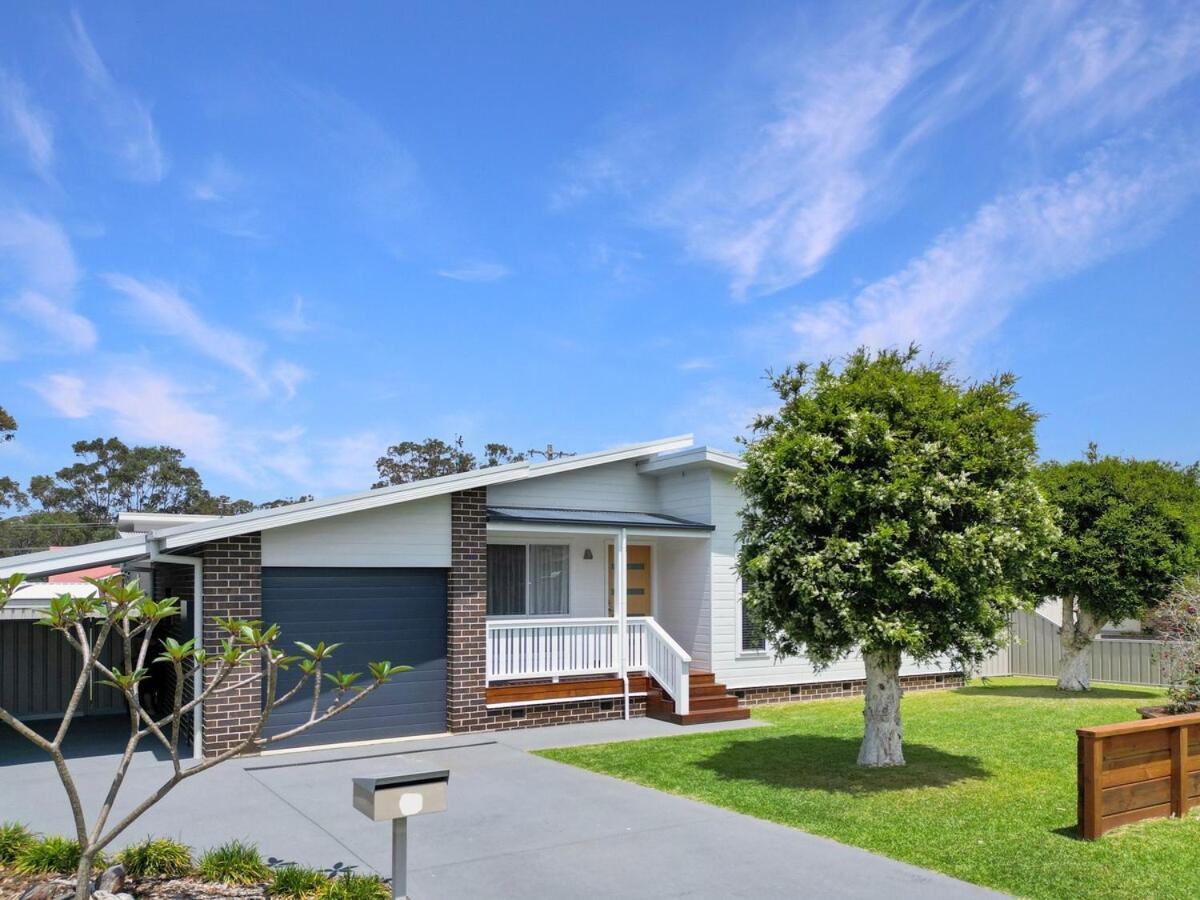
left=645, top=669, right=750, bottom=726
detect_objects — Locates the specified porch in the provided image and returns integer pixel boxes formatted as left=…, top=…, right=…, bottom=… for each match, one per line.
left=482, top=505, right=748, bottom=724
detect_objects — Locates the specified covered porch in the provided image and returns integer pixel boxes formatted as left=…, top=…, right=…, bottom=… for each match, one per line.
left=482, top=506, right=746, bottom=724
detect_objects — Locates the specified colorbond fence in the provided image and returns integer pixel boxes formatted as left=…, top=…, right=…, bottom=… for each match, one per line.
left=981, top=610, right=1167, bottom=686
left=1077, top=712, right=1200, bottom=838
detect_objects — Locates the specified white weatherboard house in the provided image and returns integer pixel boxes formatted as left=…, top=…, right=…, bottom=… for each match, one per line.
left=0, top=435, right=960, bottom=757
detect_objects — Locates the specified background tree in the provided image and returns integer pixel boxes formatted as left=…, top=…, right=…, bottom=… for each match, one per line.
left=737, top=347, right=1056, bottom=767
left=0, top=511, right=113, bottom=556
left=1036, top=447, right=1200, bottom=691
left=374, top=436, right=572, bottom=487
left=0, top=573, right=409, bottom=900
left=1, top=404, right=30, bottom=510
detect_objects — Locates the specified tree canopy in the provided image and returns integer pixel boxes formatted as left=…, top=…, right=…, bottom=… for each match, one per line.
left=373, top=436, right=571, bottom=487
left=736, top=347, right=1057, bottom=764
left=1036, top=447, right=1200, bottom=630
left=0, top=404, right=29, bottom=510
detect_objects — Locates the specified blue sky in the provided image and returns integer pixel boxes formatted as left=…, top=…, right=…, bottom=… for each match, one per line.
left=1, top=2, right=1198, bottom=502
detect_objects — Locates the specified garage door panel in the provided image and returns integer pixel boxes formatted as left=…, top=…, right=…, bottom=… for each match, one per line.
left=261, top=567, right=447, bottom=747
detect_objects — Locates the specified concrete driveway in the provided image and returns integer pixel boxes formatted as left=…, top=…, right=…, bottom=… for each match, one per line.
left=0, top=718, right=998, bottom=898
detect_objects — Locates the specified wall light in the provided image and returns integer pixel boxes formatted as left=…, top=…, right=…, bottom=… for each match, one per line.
left=583, top=548, right=593, bottom=560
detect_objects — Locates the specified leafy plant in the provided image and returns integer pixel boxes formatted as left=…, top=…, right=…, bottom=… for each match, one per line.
left=116, top=836, right=194, bottom=878
left=14, top=836, right=104, bottom=875
left=197, top=840, right=271, bottom=885
left=317, top=871, right=390, bottom=900
left=0, top=821, right=36, bottom=865
left=271, top=864, right=330, bottom=898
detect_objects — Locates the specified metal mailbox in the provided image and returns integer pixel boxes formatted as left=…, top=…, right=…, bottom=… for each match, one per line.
left=353, top=770, right=449, bottom=822
left=352, top=768, right=449, bottom=900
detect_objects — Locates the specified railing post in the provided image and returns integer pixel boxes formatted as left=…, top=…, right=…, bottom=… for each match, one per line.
left=1171, top=725, right=1188, bottom=819
left=677, top=657, right=689, bottom=716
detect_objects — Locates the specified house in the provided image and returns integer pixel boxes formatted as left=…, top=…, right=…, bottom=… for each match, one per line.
left=0, top=435, right=960, bottom=757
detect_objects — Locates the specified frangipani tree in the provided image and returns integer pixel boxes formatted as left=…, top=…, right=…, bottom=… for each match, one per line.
left=1036, top=448, right=1200, bottom=691
left=736, top=347, right=1057, bottom=767
left=0, top=573, right=409, bottom=900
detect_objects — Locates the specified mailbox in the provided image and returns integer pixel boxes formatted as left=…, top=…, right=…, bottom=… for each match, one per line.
left=352, top=767, right=449, bottom=899
left=353, top=770, right=449, bottom=822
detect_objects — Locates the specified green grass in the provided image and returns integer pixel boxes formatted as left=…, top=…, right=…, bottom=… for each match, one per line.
left=12, top=835, right=104, bottom=875
left=197, top=840, right=271, bottom=885
left=316, top=871, right=391, bottom=899
left=116, top=836, right=194, bottom=878
left=271, top=864, right=331, bottom=898
left=0, top=822, right=36, bottom=866
left=539, top=677, right=1198, bottom=900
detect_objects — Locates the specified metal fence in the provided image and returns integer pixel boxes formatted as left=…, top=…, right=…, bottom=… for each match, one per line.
left=982, top=609, right=1168, bottom=686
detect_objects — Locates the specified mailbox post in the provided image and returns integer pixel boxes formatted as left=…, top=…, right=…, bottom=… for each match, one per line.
left=352, top=769, right=449, bottom=900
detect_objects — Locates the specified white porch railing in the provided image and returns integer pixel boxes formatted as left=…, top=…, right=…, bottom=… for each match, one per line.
left=643, top=617, right=691, bottom=715
left=486, top=617, right=647, bottom=683
left=485, top=616, right=690, bottom=715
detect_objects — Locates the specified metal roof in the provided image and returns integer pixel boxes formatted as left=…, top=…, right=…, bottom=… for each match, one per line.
left=487, top=506, right=715, bottom=531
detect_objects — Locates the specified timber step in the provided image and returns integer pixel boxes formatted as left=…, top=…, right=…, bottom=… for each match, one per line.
left=645, top=669, right=750, bottom=726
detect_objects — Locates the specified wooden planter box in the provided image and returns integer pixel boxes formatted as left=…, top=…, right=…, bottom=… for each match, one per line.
left=1077, top=711, right=1200, bottom=839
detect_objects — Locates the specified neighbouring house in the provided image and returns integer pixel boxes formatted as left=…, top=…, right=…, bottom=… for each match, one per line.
left=0, top=435, right=961, bottom=757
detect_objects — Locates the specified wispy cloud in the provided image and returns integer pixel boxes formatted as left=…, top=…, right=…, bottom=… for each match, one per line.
left=677, top=357, right=715, bottom=371
left=265, top=295, right=315, bottom=337
left=0, top=68, right=53, bottom=178
left=103, top=273, right=303, bottom=397
left=67, top=10, right=165, bottom=182
left=0, top=210, right=95, bottom=350
left=436, top=261, right=511, bottom=283
left=785, top=135, right=1200, bottom=359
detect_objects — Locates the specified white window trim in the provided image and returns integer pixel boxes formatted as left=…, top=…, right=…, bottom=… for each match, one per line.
left=735, top=585, right=769, bottom=658
left=486, top=541, right=571, bottom=618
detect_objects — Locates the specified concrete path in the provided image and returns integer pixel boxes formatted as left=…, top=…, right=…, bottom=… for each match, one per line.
left=0, top=717, right=999, bottom=898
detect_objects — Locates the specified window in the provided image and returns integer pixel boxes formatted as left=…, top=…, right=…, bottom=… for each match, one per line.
left=487, top=544, right=569, bottom=616
left=740, top=597, right=767, bottom=653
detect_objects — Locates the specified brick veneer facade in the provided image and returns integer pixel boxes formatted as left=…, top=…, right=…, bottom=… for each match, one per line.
left=199, top=534, right=263, bottom=755
left=482, top=696, right=647, bottom=730
left=732, top=671, right=964, bottom=708
left=447, top=489, right=489, bottom=732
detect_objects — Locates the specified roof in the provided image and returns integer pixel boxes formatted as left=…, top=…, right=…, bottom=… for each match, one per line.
left=0, top=434, right=700, bottom=576
left=636, top=445, right=745, bottom=474
left=487, top=506, right=715, bottom=531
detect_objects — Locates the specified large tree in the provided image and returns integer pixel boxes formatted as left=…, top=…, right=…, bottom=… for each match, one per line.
left=1, top=404, right=30, bottom=510
left=737, top=347, right=1056, bottom=767
left=1036, top=447, right=1200, bottom=691
left=373, top=436, right=571, bottom=487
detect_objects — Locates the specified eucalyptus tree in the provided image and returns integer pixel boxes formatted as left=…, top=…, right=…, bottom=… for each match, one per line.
left=0, top=573, right=409, bottom=900
left=737, top=347, right=1056, bottom=766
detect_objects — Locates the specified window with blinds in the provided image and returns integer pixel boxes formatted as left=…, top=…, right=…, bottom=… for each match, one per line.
left=741, top=597, right=767, bottom=652
left=487, top=543, right=569, bottom=616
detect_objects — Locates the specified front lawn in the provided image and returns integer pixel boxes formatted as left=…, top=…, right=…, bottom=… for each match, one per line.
left=539, top=677, right=1199, bottom=899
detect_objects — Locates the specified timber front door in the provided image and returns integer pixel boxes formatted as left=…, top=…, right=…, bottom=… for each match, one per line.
left=608, top=544, right=652, bottom=616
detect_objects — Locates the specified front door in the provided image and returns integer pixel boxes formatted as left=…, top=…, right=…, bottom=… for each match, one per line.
left=608, top=544, right=652, bottom=616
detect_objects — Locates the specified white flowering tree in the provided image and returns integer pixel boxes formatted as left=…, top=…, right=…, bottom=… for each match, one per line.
left=736, top=347, right=1057, bottom=766
left=0, top=573, right=409, bottom=899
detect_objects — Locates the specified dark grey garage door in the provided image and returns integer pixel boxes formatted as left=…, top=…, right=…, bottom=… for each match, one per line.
left=261, top=567, right=446, bottom=748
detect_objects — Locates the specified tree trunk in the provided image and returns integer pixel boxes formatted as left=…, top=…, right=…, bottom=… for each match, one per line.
left=74, top=850, right=95, bottom=900
left=1057, top=599, right=1104, bottom=692
left=859, top=647, right=905, bottom=767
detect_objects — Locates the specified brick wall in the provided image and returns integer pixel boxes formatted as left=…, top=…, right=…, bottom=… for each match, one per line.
left=733, top=671, right=964, bottom=708
left=481, top=696, right=647, bottom=731
left=199, top=534, right=263, bottom=755
left=447, top=489, right=488, bottom=732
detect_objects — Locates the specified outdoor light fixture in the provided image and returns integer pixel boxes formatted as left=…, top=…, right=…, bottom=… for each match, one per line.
left=353, top=767, right=449, bottom=899
left=583, top=548, right=593, bottom=560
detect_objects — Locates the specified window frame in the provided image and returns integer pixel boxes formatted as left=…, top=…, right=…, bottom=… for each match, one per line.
left=736, top=584, right=769, bottom=657
left=485, top=541, right=571, bottom=618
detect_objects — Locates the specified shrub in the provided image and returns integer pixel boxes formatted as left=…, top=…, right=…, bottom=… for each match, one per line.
left=13, top=836, right=104, bottom=875
left=271, top=864, right=329, bottom=898
left=0, top=821, right=36, bottom=866
left=1150, top=576, right=1200, bottom=713
left=197, top=840, right=271, bottom=885
left=316, top=871, right=390, bottom=900
left=117, top=836, right=194, bottom=878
